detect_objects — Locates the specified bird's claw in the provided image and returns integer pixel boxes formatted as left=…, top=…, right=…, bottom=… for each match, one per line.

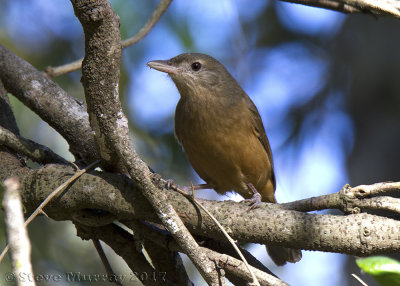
left=244, top=192, right=262, bottom=210
left=245, top=182, right=262, bottom=210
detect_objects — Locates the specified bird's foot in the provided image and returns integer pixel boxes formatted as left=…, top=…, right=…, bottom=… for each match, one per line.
left=244, top=183, right=262, bottom=210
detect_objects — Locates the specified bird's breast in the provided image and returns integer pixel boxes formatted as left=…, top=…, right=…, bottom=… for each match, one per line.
left=174, top=98, right=272, bottom=197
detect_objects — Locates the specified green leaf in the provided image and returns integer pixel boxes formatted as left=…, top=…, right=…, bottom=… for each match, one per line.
left=356, top=256, right=400, bottom=286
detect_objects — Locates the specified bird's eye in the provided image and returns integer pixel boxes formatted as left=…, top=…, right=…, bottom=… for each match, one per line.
left=191, top=62, right=202, bottom=71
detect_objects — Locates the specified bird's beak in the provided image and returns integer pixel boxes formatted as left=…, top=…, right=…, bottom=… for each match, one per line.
left=147, top=60, right=180, bottom=75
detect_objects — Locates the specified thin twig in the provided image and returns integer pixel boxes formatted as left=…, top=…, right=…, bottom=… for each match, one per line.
left=92, top=239, right=123, bottom=286
left=0, top=160, right=100, bottom=263
left=45, top=60, right=82, bottom=78
left=175, top=184, right=260, bottom=286
left=24, top=160, right=99, bottom=226
left=45, top=0, right=172, bottom=77
left=122, top=0, right=172, bottom=48
left=351, top=273, right=369, bottom=286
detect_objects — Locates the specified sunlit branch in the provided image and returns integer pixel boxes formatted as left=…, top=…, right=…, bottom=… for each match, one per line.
left=281, top=182, right=400, bottom=214
left=280, top=0, right=400, bottom=18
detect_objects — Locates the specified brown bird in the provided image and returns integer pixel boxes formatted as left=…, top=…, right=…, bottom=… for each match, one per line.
left=147, top=53, right=301, bottom=266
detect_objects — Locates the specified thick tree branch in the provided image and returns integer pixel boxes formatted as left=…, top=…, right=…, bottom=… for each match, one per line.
left=71, top=0, right=125, bottom=172
left=281, top=182, right=400, bottom=214
left=0, top=126, right=68, bottom=165
left=0, top=81, right=19, bottom=135
left=0, top=79, right=29, bottom=179
left=0, top=44, right=99, bottom=164
left=280, top=0, right=400, bottom=18
left=2, top=162, right=399, bottom=257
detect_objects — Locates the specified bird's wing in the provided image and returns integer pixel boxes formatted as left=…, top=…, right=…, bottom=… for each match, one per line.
left=245, top=96, right=277, bottom=190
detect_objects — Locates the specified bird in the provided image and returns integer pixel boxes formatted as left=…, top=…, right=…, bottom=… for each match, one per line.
left=147, top=53, right=301, bottom=266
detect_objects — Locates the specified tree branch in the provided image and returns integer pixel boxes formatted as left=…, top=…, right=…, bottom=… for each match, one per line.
left=0, top=44, right=99, bottom=164
left=76, top=223, right=172, bottom=286
left=280, top=0, right=400, bottom=18
left=125, top=220, right=193, bottom=285
left=91, top=239, right=122, bottom=286
left=71, top=0, right=125, bottom=172
left=281, top=182, right=400, bottom=214
left=121, top=0, right=172, bottom=48
left=46, top=0, right=172, bottom=78
left=0, top=80, right=19, bottom=135
left=78, top=223, right=175, bottom=286
left=128, top=220, right=288, bottom=286
left=0, top=126, right=68, bottom=165
left=71, top=0, right=224, bottom=284
left=2, top=177, right=35, bottom=286
left=3, top=162, right=399, bottom=257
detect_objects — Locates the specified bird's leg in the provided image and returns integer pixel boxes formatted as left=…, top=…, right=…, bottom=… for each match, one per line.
left=244, top=183, right=262, bottom=210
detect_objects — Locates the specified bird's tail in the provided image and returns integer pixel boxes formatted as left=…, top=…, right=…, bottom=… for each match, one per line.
left=266, top=245, right=302, bottom=266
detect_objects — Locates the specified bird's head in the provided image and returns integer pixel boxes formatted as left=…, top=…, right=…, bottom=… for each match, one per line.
left=147, top=53, right=236, bottom=99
